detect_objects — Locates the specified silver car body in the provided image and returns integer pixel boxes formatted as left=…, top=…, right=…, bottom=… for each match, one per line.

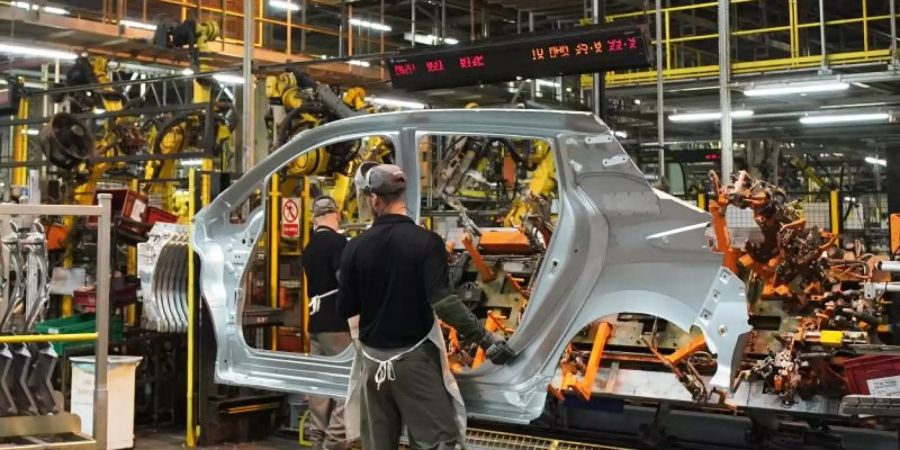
left=191, top=109, right=751, bottom=424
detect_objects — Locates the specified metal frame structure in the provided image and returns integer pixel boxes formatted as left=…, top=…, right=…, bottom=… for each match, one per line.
left=191, top=109, right=751, bottom=424
left=606, top=0, right=897, bottom=86
left=0, top=196, right=113, bottom=449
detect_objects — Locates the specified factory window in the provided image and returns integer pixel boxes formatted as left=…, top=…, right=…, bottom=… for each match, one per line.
left=418, top=133, right=559, bottom=371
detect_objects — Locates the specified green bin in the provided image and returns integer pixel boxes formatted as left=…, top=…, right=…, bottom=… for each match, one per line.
left=35, top=313, right=124, bottom=354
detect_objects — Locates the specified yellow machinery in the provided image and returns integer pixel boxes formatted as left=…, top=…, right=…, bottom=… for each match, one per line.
left=145, top=20, right=226, bottom=214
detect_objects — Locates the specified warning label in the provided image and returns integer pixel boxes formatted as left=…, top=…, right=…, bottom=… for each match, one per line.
left=867, top=375, right=900, bottom=397
left=282, top=198, right=301, bottom=238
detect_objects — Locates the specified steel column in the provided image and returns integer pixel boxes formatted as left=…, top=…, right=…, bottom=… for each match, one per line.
left=243, top=0, right=255, bottom=172
left=591, top=0, right=603, bottom=119
left=301, top=0, right=307, bottom=53
left=93, top=193, right=112, bottom=450
left=819, top=0, right=828, bottom=71
left=656, top=0, right=665, bottom=179
left=718, top=0, right=733, bottom=176
left=441, top=0, right=447, bottom=41
left=470, top=0, right=475, bottom=41
left=529, top=12, right=536, bottom=100
left=891, top=0, right=897, bottom=66
left=412, top=0, right=417, bottom=47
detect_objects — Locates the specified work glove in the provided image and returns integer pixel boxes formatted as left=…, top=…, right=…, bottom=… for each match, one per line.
left=432, top=293, right=516, bottom=364
left=478, top=331, right=516, bottom=365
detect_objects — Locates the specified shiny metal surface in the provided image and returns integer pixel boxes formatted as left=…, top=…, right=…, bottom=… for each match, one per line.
left=192, top=109, right=751, bottom=424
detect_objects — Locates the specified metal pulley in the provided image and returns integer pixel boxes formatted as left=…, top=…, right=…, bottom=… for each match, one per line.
left=37, top=113, right=94, bottom=170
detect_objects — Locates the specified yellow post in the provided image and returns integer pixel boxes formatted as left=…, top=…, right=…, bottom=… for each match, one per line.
left=697, top=193, right=707, bottom=211
left=788, top=0, right=799, bottom=63
left=127, top=179, right=138, bottom=326
left=269, top=174, right=281, bottom=351
left=301, top=177, right=311, bottom=353
left=61, top=214, right=74, bottom=317
left=12, top=96, right=28, bottom=188
left=186, top=169, right=197, bottom=448
left=830, top=190, right=841, bottom=238
left=862, top=0, right=869, bottom=55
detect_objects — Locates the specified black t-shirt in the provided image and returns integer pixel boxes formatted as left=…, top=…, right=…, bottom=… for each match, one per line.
left=302, top=226, right=350, bottom=333
left=337, top=214, right=450, bottom=348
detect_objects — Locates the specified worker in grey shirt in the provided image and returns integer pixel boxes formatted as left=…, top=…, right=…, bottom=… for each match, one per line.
left=337, top=163, right=515, bottom=450
left=302, top=196, right=351, bottom=450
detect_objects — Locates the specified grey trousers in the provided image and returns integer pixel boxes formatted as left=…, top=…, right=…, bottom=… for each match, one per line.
left=359, top=341, right=459, bottom=450
left=309, top=331, right=353, bottom=449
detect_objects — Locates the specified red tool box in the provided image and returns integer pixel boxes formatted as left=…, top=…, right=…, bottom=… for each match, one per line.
left=844, top=355, right=900, bottom=395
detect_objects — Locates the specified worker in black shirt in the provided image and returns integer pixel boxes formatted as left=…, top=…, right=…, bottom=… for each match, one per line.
left=337, top=163, right=515, bottom=450
left=302, top=196, right=351, bottom=450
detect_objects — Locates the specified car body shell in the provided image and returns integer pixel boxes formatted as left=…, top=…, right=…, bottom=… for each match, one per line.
left=191, top=109, right=751, bottom=424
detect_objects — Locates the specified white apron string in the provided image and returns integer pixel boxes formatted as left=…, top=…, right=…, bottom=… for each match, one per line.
left=359, top=334, right=430, bottom=390
left=310, top=288, right=339, bottom=315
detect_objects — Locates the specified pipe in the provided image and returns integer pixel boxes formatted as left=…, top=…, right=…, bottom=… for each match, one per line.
left=242, top=0, right=254, bottom=173
left=877, top=260, right=900, bottom=272
left=872, top=281, right=900, bottom=293
left=718, top=0, right=733, bottom=176
left=94, top=193, right=112, bottom=450
left=656, top=0, right=665, bottom=179
left=411, top=0, right=416, bottom=48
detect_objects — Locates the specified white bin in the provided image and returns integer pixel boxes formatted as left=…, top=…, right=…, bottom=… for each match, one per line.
left=70, top=355, right=143, bottom=450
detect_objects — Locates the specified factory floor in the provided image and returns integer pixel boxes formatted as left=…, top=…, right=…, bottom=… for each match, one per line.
left=134, top=429, right=301, bottom=450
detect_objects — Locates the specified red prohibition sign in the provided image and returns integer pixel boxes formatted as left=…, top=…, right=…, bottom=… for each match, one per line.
left=282, top=199, right=299, bottom=223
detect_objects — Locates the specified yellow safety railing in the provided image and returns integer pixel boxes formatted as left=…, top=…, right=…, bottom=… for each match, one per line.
left=605, top=0, right=894, bottom=86
left=0, top=332, right=98, bottom=344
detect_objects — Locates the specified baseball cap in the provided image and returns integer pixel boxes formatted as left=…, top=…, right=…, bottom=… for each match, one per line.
left=312, top=196, right=338, bottom=217
left=355, top=163, right=407, bottom=196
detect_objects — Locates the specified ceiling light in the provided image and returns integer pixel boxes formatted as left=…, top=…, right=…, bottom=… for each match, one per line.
left=349, top=18, right=391, bottom=32
left=213, top=73, right=244, bottom=84
left=180, top=159, right=204, bottom=167
left=368, top=97, right=426, bottom=109
left=24, top=128, right=39, bottom=136
left=0, top=42, right=77, bottom=60
left=744, top=81, right=849, bottom=97
left=820, top=101, right=888, bottom=110
left=403, top=32, right=458, bottom=46
left=865, top=156, right=886, bottom=167
left=181, top=68, right=194, bottom=76
left=613, top=130, right=628, bottom=139
left=347, top=60, right=370, bottom=68
left=633, top=98, right=642, bottom=105
left=269, top=0, right=300, bottom=11
left=535, top=79, right=560, bottom=89
left=120, top=19, right=157, bottom=31
left=13, top=2, right=68, bottom=15
left=93, top=108, right=106, bottom=115
left=799, top=112, right=890, bottom=125
left=668, top=110, right=754, bottom=122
